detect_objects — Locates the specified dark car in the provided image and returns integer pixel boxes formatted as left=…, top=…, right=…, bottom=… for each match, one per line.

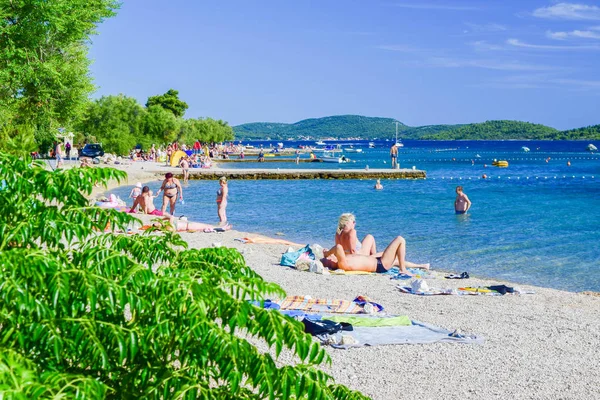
left=80, top=143, right=104, bottom=158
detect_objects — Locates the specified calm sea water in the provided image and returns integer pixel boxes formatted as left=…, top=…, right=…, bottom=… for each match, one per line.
left=111, top=140, right=600, bottom=292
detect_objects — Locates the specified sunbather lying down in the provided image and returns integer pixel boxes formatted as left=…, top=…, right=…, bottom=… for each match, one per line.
left=152, top=216, right=232, bottom=232
left=321, top=236, right=429, bottom=276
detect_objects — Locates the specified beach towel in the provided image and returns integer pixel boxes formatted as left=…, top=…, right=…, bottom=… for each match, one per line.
left=235, top=236, right=305, bottom=246
left=280, top=245, right=314, bottom=267
left=325, top=315, right=411, bottom=327
left=326, top=320, right=485, bottom=349
left=275, top=296, right=381, bottom=314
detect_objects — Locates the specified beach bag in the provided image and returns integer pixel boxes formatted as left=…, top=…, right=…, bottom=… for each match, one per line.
left=302, top=319, right=353, bottom=336
left=280, top=245, right=314, bottom=267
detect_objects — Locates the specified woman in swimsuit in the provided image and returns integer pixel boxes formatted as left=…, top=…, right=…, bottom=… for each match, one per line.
left=155, top=172, right=183, bottom=215
left=333, top=213, right=429, bottom=270
left=216, top=176, right=228, bottom=226
left=335, top=213, right=376, bottom=256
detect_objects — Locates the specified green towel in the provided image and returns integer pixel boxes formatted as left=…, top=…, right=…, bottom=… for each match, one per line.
left=326, top=315, right=411, bottom=327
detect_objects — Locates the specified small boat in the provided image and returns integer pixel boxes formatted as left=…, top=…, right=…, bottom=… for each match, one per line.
left=277, top=142, right=284, bottom=148
left=587, top=144, right=598, bottom=152
left=368, top=142, right=375, bottom=148
left=321, top=152, right=349, bottom=163
left=315, top=140, right=326, bottom=146
left=345, top=148, right=363, bottom=153
left=492, top=160, right=509, bottom=167
left=393, top=122, right=404, bottom=147
left=521, top=146, right=530, bottom=152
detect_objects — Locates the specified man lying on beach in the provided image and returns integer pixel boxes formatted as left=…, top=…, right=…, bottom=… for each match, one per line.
left=322, top=236, right=429, bottom=275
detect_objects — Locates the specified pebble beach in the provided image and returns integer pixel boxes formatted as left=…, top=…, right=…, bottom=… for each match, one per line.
left=100, top=161, right=600, bottom=400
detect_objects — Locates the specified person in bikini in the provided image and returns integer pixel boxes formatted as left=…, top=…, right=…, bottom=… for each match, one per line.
left=335, top=213, right=377, bottom=256
left=152, top=216, right=231, bottom=232
left=216, top=176, right=228, bottom=226
left=333, top=213, right=429, bottom=272
left=322, top=236, right=428, bottom=275
left=129, top=186, right=167, bottom=216
left=155, top=172, right=183, bottom=215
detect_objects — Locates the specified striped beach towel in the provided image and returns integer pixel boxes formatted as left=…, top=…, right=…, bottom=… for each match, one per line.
left=275, top=296, right=368, bottom=314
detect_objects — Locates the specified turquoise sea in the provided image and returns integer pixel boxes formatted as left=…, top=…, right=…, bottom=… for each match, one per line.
left=111, top=140, right=600, bottom=293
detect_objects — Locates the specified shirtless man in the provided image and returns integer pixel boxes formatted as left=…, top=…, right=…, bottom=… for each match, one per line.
left=129, top=186, right=167, bottom=216
left=322, top=236, right=429, bottom=275
left=153, top=216, right=230, bottom=232
left=390, top=144, right=398, bottom=169
left=454, top=186, right=472, bottom=214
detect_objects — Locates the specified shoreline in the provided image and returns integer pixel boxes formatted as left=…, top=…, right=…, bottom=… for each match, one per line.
left=95, top=161, right=600, bottom=399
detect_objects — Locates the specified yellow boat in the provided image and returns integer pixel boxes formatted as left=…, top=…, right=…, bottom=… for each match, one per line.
left=492, top=160, right=509, bottom=167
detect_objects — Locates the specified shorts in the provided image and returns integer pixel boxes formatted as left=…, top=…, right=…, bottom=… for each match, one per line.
left=149, top=209, right=163, bottom=216
left=375, top=257, right=387, bottom=273
left=391, top=155, right=397, bottom=159
left=455, top=210, right=466, bottom=215
left=56, top=155, right=62, bottom=161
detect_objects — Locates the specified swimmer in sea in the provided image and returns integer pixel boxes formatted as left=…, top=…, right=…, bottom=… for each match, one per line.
left=454, top=185, right=472, bottom=214
left=374, top=179, right=383, bottom=190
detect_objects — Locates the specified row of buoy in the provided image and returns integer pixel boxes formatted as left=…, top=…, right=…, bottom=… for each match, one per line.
left=394, top=157, right=600, bottom=162
left=429, top=176, right=596, bottom=180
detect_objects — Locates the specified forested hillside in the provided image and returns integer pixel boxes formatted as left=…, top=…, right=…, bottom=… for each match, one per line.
left=421, top=120, right=559, bottom=140
left=558, top=125, right=600, bottom=140
left=234, top=115, right=409, bottom=139
left=234, top=115, right=599, bottom=140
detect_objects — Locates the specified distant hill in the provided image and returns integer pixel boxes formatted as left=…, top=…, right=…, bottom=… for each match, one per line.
left=558, top=124, right=600, bottom=140
left=421, top=120, right=559, bottom=140
left=233, top=115, right=598, bottom=140
left=234, top=115, right=409, bottom=140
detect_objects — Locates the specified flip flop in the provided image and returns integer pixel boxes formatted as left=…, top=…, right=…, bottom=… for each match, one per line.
left=445, top=272, right=470, bottom=279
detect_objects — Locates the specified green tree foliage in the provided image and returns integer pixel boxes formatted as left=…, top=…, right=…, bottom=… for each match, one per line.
left=75, top=95, right=147, bottom=156
left=180, top=117, right=235, bottom=144
left=421, top=120, right=559, bottom=140
left=558, top=124, right=600, bottom=140
left=143, top=104, right=181, bottom=145
left=145, top=89, right=189, bottom=118
left=0, top=152, right=368, bottom=400
left=234, top=115, right=407, bottom=140
left=0, top=0, right=120, bottom=151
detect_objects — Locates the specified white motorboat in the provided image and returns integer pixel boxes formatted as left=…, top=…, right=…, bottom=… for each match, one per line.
left=321, top=152, right=349, bottom=163
left=345, top=147, right=362, bottom=153
left=368, top=142, right=375, bottom=148
left=587, top=144, right=597, bottom=152
left=521, top=146, right=530, bottom=152
left=315, top=140, right=326, bottom=146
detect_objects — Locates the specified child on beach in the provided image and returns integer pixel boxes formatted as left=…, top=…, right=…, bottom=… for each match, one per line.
left=129, top=182, right=143, bottom=211
left=454, top=186, right=472, bottom=214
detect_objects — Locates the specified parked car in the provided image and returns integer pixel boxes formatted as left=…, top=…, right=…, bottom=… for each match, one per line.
left=80, top=143, right=104, bottom=158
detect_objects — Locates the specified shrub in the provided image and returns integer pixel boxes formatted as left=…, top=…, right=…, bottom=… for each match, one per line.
left=0, top=152, right=368, bottom=399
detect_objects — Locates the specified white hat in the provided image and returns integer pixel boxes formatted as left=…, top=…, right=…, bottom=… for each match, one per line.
left=135, top=182, right=142, bottom=188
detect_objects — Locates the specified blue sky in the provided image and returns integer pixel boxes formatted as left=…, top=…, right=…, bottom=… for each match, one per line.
left=88, top=1, right=600, bottom=130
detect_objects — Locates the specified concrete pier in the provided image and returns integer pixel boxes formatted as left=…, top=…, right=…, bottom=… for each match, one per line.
left=152, top=168, right=426, bottom=180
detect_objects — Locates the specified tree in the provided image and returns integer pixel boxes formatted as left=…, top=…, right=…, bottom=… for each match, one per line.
left=179, top=117, right=235, bottom=144
left=76, top=95, right=147, bottom=155
left=143, top=105, right=181, bottom=145
left=0, top=151, right=366, bottom=399
left=145, top=89, right=189, bottom=118
left=0, top=0, right=120, bottom=151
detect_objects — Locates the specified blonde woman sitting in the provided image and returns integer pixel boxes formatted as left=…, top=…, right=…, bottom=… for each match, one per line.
left=335, top=213, right=377, bottom=256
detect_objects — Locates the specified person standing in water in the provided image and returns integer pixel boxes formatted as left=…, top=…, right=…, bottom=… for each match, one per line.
left=454, top=186, right=472, bottom=214
left=390, top=144, right=398, bottom=169
left=374, top=179, right=383, bottom=190
left=216, top=176, right=229, bottom=226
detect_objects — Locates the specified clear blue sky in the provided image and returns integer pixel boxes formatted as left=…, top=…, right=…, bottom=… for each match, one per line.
left=88, top=1, right=600, bottom=130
